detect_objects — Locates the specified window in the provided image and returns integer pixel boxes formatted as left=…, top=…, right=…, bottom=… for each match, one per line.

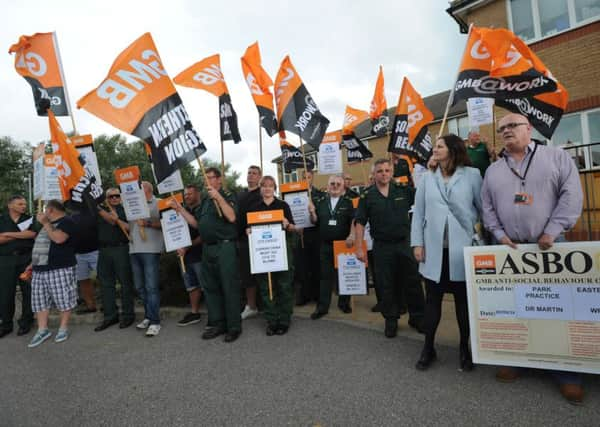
left=550, top=108, right=600, bottom=170
left=447, top=116, right=470, bottom=139
left=508, top=0, right=600, bottom=42
left=283, top=170, right=298, bottom=184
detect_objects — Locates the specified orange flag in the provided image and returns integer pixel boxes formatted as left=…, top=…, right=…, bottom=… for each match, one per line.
left=48, top=110, right=103, bottom=205
left=343, top=106, right=370, bottom=136
left=369, top=65, right=389, bottom=136
left=174, top=54, right=241, bottom=143
left=342, top=106, right=372, bottom=162
left=274, top=56, right=329, bottom=148
left=388, top=77, right=433, bottom=162
left=77, top=33, right=207, bottom=183
left=8, top=32, right=69, bottom=116
left=241, top=42, right=277, bottom=136
left=453, top=26, right=557, bottom=103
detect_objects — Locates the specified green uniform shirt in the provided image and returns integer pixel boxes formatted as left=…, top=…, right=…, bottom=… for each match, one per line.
left=345, top=188, right=360, bottom=199
left=0, top=213, right=39, bottom=256
left=355, top=183, right=414, bottom=242
left=314, top=194, right=355, bottom=242
left=97, top=205, right=129, bottom=246
left=195, top=189, right=238, bottom=244
left=467, top=143, right=491, bottom=177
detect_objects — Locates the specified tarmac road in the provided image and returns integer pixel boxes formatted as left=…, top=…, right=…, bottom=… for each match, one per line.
left=0, top=316, right=598, bottom=427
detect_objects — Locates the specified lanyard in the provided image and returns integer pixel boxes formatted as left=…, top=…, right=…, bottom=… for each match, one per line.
left=328, top=196, right=340, bottom=218
left=505, top=143, right=537, bottom=186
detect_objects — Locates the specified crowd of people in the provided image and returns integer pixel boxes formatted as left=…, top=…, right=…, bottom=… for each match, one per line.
left=0, top=113, right=588, bottom=404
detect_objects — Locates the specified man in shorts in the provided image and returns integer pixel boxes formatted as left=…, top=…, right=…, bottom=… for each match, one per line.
left=28, top=200, right=78, bottom=348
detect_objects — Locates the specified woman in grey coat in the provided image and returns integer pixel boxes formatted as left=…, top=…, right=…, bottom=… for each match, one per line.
left=410, top=134, right=483, bottom=371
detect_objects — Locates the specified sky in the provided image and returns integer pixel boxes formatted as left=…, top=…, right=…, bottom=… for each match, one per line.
left=1, top=0, right=466, bottom=185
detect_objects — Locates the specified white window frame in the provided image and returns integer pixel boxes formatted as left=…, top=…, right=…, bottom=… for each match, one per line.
left=506, top=0, right=600, bottom=44
left=551, top=107, right=600, bottom=171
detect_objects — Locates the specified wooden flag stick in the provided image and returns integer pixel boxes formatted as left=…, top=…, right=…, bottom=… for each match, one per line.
left=437, top=23, right=473, bottom=139
left=52, top=32, right=78, bottom=135
left=37, top=199, right=43, bottom=214
left=268, top=272, right=273, bottom=301
left=220, top=140, right=225, bottom=178
left=139, top=221, right=147, bottom=241
left=258, top=117, right=264, bottom=172
left=297, top=134, right=312, bottom=200
left=196, top=157, right=223, bottom=217
left=169, top=191, right=187, bottom=272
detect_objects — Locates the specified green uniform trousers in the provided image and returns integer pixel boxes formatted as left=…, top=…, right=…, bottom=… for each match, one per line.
left=317, top=243, right=350, bottom=313
left=373, top=240, right=425, bottom=321
left=0, top=254, right=33, bottom=332
left=97, top=245, right=135, bottom=321
left=201, top=241, right=241, bottom=333
left=256, top=241, right=295, bottom=327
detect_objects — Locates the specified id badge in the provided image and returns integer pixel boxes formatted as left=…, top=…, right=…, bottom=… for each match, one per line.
left=514, top=192, right=533, bottom=205
left=328, top=219, right=337, bottom=226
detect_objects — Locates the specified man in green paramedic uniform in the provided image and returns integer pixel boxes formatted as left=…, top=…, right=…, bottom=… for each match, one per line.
left=355, top=159, right=425, bottom=338
left=173, top=167, right=241, bottom=343
left=0, top=195, right=38, bottom=337
left=308, top=175, right=355, bottom=319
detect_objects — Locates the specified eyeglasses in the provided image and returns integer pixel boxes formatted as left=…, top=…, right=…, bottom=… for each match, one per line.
left=329, top=183, right=341, bottom=187
left=497, top=122, right=528, bottom=133
left=108, top=194, right=121, bottom=199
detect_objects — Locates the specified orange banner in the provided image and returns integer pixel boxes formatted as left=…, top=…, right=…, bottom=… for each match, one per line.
left=343, top=106, right=369, bottom=136
left=280, top=181, right=308, bottom=194
left=333, top=240, right=368, bottom=268
left=114, top=166, right=140, bottom=184
left=322, top=131, right=342, bottom=144
left=173, top=54, right=228, bottom=97
left=274, top=55, right=303, bottom=123
left=247, top=209, right=284, bottom=225
left=158, top=192, right=183, bottom=211
left=71, top=134, right=93, bottom=147
left=369, top=65, right=387, bottom=120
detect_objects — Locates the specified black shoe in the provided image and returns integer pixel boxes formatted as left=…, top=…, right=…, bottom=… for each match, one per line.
left=384, top=319, right=398, bottom=338
left=17, top=326, right=31, bottom=336
left=371, top=303, right=381, bottom=313
left=310, top=310, right=327, bottom=320
left=94, top=318, right=119, bottom=332
left=408, top=317, right=425, bottom=334
left=177, top=312, right=202, bottom=326
left=338, top=305, right=352, bottom=314
left=460, top=346, right=474, bottom=372
left=223, top=330, right=241, bottom=342
left=119, top=318, right=135, bottom=329
left=416, top=347, right=437, bottom=371
left=202, top=327, right=225, bottom=340
left=76, top=306, right=97, bottom=315
left=0, top=329, right=13, bottom=338
left=266, top=324, right=277, bottom=336
left=275, top=325, right=289, bottom=335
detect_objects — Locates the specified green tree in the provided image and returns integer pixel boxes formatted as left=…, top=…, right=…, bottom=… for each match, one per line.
left=0, top=136, right=31, bottom=210
left=93, top=134, right=241, bottom=193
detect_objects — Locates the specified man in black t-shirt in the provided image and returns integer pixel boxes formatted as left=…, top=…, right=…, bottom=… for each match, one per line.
left=28, top=200, right=78, bottom=348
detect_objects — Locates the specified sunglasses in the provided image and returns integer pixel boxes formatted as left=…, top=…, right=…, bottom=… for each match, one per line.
left=497, top=122, right=528, bottom=133
left=329, top=183, right=341, bottom=186
left=108, top=194, right=121, bottom=199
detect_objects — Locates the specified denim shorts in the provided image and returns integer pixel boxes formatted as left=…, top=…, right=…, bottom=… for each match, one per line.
left=75, top=251, right=98, bottom=281
left=181, top=261, right=202, bottom=292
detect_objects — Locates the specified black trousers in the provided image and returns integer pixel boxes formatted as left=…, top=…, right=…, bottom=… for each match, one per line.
left=422, top=249, right=470, bottom=348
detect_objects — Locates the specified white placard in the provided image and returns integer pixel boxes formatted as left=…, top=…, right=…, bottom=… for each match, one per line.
left=318, top=142, right=342, bottom=174
left=337, top=253, right=367, bottom=295
left=160, top=209, right=192, bottom=252
left=283, top=191, right=313, bottom=229
left=76, top=145, right=102, bottom=188
left=119, top=180, right=150, bottom=220
left=17, top=218, right=33, bottom=231
left=248, top=223, right=288, bottom=274
left=43, top=162, right=62, bottom=201
left=33, top=156, right=44, bottom=200
left=467, top=97, right=494, bottom=128
left=153, top=165, right=184, bottom=195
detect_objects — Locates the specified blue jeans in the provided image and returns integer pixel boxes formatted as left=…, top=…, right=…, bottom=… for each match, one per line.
left=130, top=253, right=161, bottom=325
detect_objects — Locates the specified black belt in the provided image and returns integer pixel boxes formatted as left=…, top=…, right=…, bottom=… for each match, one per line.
left=205, top=239, right=232, bottom=246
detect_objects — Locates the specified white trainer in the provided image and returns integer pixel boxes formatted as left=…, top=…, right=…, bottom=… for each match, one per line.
left=145, top=324, right=161, bottom=337
left=136, top=319, right=150, bottom=330
left=241, top=305, right=258, bottom=320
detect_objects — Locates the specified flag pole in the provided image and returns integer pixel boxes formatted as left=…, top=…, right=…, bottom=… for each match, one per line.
left=168, top=191, right=187, bottom=273
left=51, top=32, right=78, bottom=135
left=437, top=24, right=473, bottom=139
left=268, top=272, right=273, bottom=301
left=297, top=134, right=311, bottom=200
left=258, top=117, right=264, bottom=172
left=220, top=140, right=225, bottom=178
left=196, top=156, right=223, bottom=218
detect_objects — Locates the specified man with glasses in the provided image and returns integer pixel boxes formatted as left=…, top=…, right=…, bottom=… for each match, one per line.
left=172, top=168, right=241, bottom=343
left=94, top=188, right=135, bottom=331
left=308, top=175, right=355, bottom=319
left=354, top=159, right=425, bottom=338
left=482, top=113, right=584, bottom=404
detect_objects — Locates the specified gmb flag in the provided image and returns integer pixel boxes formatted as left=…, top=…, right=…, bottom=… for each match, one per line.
left=48, top=110, right=103, bottom=207
left=77, top=33, right=207, bottom=184
left=453, top=26, right=557, bottom=104
left=9, top=32, right=70, bottom=116
left=274, top=56, right=329, bottom=148
left=174, top=54, right=242, bottom=144
left=342, top=106, right=373, bottom=163
left=241, top=42, right=278, bottom=136
left=280, top=132, right=314, bottom=173
left=388, top=77, right=433, bottom=162
left=369, top=65, right=389, bottom=137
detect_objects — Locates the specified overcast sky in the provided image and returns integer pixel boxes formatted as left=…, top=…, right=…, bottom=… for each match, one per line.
left=2, top=0, right=466, bottom=184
